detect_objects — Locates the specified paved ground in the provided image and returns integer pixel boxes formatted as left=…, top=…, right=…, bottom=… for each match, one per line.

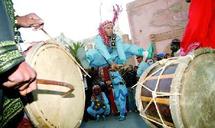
left=80, top=112, right=149, bottom=128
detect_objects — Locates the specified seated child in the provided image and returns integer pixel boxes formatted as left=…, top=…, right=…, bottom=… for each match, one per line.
left=87, top=85, right=110, bottom=121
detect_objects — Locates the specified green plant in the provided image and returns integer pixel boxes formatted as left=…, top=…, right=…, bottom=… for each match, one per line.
left=68, top=42, right=85, bottom=64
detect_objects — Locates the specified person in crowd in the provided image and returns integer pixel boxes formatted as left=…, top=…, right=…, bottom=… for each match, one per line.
left=123, top=65, right=138, bottom=112
left=83, top=67, right=99, bottom=121
left=87, top=85, right=110, bottom=121
left=136, top=56, right=150, bottom=79
left=170, top=38, right=180, bottom=57
left=0, top=0, right=44, bottom=127
left=156, top=52, right=166, bottom=61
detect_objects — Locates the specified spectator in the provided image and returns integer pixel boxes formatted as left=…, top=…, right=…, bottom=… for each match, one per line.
left=123, top=65, right=138, bottom=112
left=136, top=56, right=150, bottom=79
left=170, top=38, right=180, bottom=57
left=87, top=85, right=110, bottom=121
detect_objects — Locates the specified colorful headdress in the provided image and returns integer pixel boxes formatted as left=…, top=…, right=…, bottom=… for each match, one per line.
left=92, top=85, right=101, bottom=93
left=92, top=85, right=102, bottom=98
left=98, top=4, right=122, bottom=45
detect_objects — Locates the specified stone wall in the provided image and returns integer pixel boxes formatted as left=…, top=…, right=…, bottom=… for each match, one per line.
left=127, top=0, right=189, bottom=53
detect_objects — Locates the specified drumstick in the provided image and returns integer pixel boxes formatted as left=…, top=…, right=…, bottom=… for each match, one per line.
left=41, top=28, right=53, bottom=39
left=37, top=79, right=74, bottom=96
left=40, top=29, right=91, bottom=78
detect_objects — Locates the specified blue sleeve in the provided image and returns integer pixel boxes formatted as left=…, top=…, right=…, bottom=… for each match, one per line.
left=102, top=92, right=109, bottom=105
left=95, top=35, right=113, bottom=64
left=137, top=61, right=149, bottom=77
left=90, top=98, right=95, bottom=107
left=115, top=35, right=126, bottom=64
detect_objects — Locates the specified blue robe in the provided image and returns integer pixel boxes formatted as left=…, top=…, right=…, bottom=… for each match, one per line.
left=86, top=35, right=144, bottom=67
left=137, top=61, right=150, bottom=77
left=109, top=71, right=128, bottom=117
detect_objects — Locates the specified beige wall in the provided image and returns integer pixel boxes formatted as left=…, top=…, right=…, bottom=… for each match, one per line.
left=127, top=0, right=189, bottom=53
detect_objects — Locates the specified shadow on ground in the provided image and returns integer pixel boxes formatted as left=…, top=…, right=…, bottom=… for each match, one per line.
left=80, top=112, right=149, bottom=128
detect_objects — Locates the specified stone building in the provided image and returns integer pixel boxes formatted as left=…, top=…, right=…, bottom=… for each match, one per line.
left=126, top=0, right=189, bottom=53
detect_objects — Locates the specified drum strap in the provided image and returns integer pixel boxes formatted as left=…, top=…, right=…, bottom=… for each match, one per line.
left=37, top=79, right=74, bottom=97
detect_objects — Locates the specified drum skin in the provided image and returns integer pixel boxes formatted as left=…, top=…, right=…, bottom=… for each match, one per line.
left=135, top=48, right=215, bottom=128
left=25, top=42, right=85, bottom=128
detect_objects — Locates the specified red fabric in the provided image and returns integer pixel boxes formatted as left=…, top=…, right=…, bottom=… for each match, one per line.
left=102, top=67, right=118, bottom=114
left=17, top=117, right=33, bottom=128
left=180, top=0, right=215, bottom=55
left=108, top=89, right=118, bottom=114
left=102, top=66, right=111, bottom=81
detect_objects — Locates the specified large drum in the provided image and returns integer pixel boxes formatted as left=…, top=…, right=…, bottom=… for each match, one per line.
left=135, top=48, right=215, bottom=128
left=25, top=42, right=85, bottom=128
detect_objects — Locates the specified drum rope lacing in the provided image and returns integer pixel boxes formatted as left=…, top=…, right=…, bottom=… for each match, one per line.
left=135, top=58, right=181, bottom=128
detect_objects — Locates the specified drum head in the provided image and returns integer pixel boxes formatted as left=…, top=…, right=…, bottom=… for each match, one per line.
left=136, top=48, right=215, bottom=128
left=25, top=43, right=85, bottom=128
left=180, top=48, right=215, bottom=128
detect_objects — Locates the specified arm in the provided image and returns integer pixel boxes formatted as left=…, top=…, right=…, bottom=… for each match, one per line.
left=95, top=35, right=113, bottom=64
left=137, top=61, right=149, bottom=77
left=102, top=92, right=109, bottom=105
left=0, top=41, right=37, bottom=96
left=0, top=3, right=25, bottom=74
left=90, top=98, right=95, bottom=107
left=0, top=41, right=24, bottom=74
left=0, top=4, right=37, bottom=96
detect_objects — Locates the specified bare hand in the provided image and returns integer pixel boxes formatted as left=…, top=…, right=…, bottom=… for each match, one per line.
left=105, top=80, right=112, bottom=85
left=16, top=13, right=44, bottom=30
left=2, top=62, right=37, bottom=96
left=111, top=63, right=119, bottom=71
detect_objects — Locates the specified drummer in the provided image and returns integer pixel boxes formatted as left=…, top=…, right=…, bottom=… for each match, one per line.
left=0, top=0, right=43, bottom=127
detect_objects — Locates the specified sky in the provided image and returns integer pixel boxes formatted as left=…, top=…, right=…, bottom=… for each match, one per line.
left=13, top=0, right=134, bottom=42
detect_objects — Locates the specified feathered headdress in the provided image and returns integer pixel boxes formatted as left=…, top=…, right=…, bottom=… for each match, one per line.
left=98, top=4, right=122, bottom=45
